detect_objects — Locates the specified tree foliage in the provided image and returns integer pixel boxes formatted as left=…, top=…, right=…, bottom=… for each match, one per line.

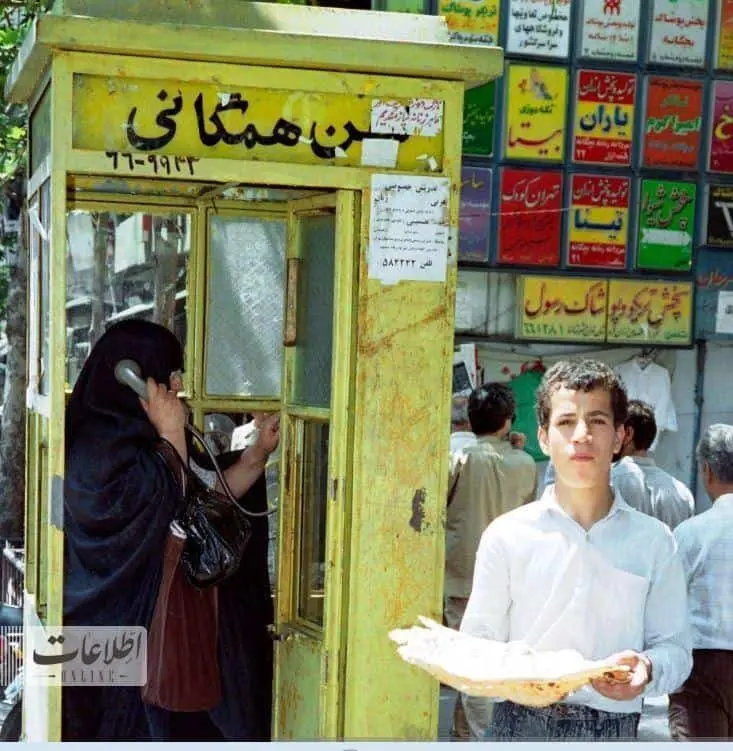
left=0, top=1, right=52, bottom=182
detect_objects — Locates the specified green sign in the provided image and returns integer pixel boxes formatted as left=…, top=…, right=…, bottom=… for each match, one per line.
left=508, top=370, right=545, bottom=463
left=463, top=81, right=495, bottom=158
left=637, top=179, right=696, bottom=271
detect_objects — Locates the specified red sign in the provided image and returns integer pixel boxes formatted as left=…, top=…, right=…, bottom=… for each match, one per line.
left=567, top=174, right=630, bottom=269
left=573, top=70, right=636, bottom=166
left=497, top=168, right=563, bottom=266
left=709, top=80, right=733, bottom=174
left=643, top=77, right=703, bottom=169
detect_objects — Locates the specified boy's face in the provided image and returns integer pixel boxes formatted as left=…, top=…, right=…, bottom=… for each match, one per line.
left=538, top=386, right=624, bottom=489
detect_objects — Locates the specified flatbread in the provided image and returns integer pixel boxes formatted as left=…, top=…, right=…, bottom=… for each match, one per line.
left=389, top=617, right=631, bottom=707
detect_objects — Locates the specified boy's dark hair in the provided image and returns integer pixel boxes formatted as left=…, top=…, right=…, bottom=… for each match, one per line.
left=536, top=359, right=628, bottom=429
left=468, top=382, right=516, bottom=436
left=625, top=399, right=657, bottom=452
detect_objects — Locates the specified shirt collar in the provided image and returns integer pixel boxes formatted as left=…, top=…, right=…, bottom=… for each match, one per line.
left=476, top=434, right=505, bottom=446
left=631, top=456, right=656, bottom=468
left=539, top=483, right=631, bottom=522
left=712, top=493, right=733, bottom=510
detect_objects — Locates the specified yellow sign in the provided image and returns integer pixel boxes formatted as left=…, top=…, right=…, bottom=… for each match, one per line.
left=607, top=280, right=694, bottom=345
left=504, top=64, right=568, bottom=162
left=72, top=74, right=444, bottom=171
left=439, top=0, right=500, bottom=44
left=518, top=276, right=608, bottom=342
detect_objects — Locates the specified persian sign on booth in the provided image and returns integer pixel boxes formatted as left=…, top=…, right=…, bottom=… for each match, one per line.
left=637, top=180, right=696, bottom=272
left=709, top=81, right=733, bottom=174
left=504, top=64, right=568, bottom=162
left=573, top=70, right=635, bottom=166
left=458, top=166, right=492, bottom=262
left=497, top=168, right=563, bottom=266
left=439, top=0, right=500, bottom=44
left=578, top=0, right=640, bottom=61
left=567, top=174, right=630, bottom=269
left=643, top=77, right=703, bottom=169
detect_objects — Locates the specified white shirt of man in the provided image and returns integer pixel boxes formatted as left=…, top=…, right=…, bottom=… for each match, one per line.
left=461, top=484, right=692, bottom=714
left=674, top=493, right=733, bottom=650
left=450, top=431, right=478, bottom=455
left=611, top=456, right=694, bottom=530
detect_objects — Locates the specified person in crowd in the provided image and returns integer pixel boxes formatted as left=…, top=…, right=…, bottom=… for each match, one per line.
left=449, top=392, right=477, bottom=454
left=461, top=359, right=691, bottom=741
left=669, top=424, right=733, bottom=740
left=63, top=319, right=279, bottom=740
left=612, top=400, right=694, bottom=530
left=445, top=383, right=536, bottom=740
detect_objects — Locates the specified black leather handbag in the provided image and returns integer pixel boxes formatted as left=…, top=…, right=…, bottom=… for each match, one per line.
left=156, top=424, right=258, bottom=589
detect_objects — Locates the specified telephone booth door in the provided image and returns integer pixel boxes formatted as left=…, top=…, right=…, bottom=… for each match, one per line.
left=273, top=191, right=357, bottom=739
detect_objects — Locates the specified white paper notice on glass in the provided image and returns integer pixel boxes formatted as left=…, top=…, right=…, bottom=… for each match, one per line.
left=579, top=0, right=640, bottom=61
left=649, top=0, right=708, bottom=67
left=715, top=290, right=733, bottom=334
left=368, top=174, right=450, bottom=285
left=505, top=0, right=571, bottom=59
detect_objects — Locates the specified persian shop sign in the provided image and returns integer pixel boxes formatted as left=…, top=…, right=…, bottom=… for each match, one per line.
left=607, top=280, right=694, bottom=345
left=72, top=74, right=444, bottom=170
left=518, top=276, right=608, bottom=342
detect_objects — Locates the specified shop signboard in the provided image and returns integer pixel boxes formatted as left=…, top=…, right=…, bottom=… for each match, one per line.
left=506, top=0, right=571, bottom=59
left=716, top=0, right=733, bottom=69
left=497, top=168, right=563, bottom=266
left=706, top=184, right=733, bottom=248
left=637, top=179, right=696, bottom=271
left=696, top=249, right=733, bottom=339
left=642, top=77, right=703, bottom=169
left=567, top=174, right=630, bottom=269
left=504, top=64, right=568, bottom=162
left=517, top=275, right=609, bottom=342
left=607, top=279, right=694, bottom=345
left=463, top=81, right=495, bottom=157
left=709, top=81, right=733, bottom=173
left=459, top=166, right=492, bottom=262
left=648, top=0, right=709, bottom=68
left=439, top=0, right=500, bottom=44
left=572, top=70, right=636, bottom=166
left=578, top=0, right=640, bottom=62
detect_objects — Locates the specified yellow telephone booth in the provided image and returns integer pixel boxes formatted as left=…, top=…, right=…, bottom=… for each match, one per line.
left=7, top=0, right=502, bottom=740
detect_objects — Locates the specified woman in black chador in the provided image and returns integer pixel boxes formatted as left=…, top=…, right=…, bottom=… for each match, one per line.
left=62, top=319, right=278, bottom=740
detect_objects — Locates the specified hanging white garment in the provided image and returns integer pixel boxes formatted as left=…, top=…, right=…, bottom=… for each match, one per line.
left=614, top=360, right=678, bottom=451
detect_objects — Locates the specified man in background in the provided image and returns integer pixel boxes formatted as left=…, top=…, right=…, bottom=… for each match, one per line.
left=445, top=382, right=536, bottom=740
left=670, top=424, right=733, bottom=740
left=449, top=392, right=477, bottom=454
left=612, top=400, right=694, bottom=529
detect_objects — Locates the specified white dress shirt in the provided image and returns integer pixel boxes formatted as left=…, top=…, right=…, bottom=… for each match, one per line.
left=450, top=431, right=478, bottom=455
left=461, top=485, right=692, bottom=714
left=674, top=493, right=733, bottom=650
left=612, top=456, right=694, bottom=530
left=614, top=361, right=677, bottom=451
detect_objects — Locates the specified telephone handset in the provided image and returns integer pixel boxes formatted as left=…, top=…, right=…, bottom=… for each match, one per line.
left=114, top=359, right=149, bottom=400
left=114, top=358, right=274, bottom=517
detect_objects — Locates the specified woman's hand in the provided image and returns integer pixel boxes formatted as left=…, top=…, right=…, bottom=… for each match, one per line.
left=140, top=378, right=188, bottom=461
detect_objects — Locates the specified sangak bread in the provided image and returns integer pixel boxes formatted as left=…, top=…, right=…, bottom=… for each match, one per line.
left=389, top=616, right=631, bottom=707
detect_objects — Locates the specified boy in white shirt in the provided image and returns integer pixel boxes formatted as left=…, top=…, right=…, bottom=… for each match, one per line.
left=460, top=359, right=692, bottom=740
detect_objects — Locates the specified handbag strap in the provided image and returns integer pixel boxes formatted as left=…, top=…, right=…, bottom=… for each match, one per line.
left=184, top=423, right=274, bottom=519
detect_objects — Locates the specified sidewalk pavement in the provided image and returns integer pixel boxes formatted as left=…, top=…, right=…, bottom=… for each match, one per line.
left=438, top=687, right=671, bottom=741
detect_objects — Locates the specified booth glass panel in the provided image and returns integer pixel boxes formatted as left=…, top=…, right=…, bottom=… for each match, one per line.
left=206, top=215, right=286, bottom=398
left=30, top=86, right=51, bottom=176
left=39, top=182, right=51, bottom=395
left=65, top=209, right=190, bottom=386
left=296, top=420, right=329, bottom=626
left=292, top=214, right=335, bottom=409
